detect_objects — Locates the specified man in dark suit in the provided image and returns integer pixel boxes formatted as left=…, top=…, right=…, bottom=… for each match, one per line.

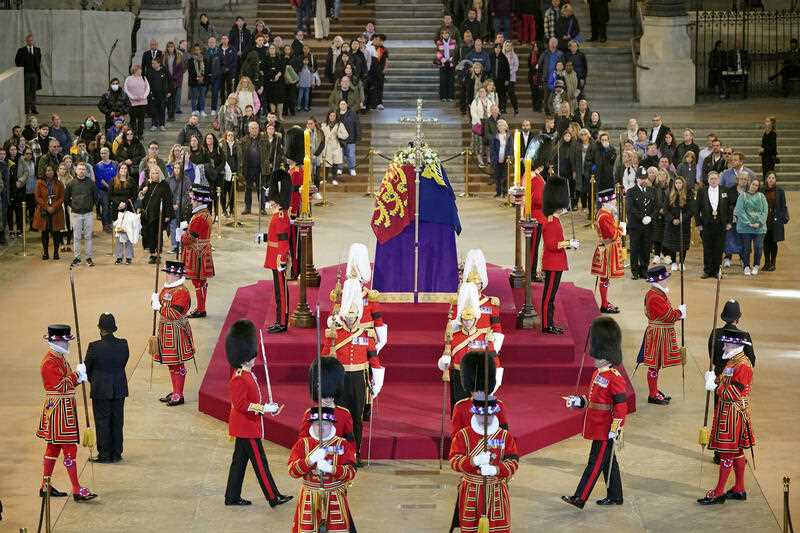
left=648, top=114, right=671, bottom=149
left=85, top=313, right=129, bottom=463
left=625, top=168, right=656, bottom=280
left=696, top=171, right=732, bottom=279
left=14, top=34, right=42, bottom=114
left=141, top=39, right=164, bottom=79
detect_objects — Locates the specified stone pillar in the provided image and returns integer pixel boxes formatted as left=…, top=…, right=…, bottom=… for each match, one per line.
left=637, top=0, right=695, bottom=106
left=135, top=0, right=188, bottom=104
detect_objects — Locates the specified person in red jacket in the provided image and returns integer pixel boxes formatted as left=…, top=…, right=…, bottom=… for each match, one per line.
left=541, top=177, right=580, bottom=334
left=562, top=316, right=628, bottom=509
left=297, top=355, right=356, bottom=444
left=529, top=166, right=547, bottom=282
left=223, top=319, right=292, bottom=508
left=591, top=191, right=625, bottom=313
left=450, top=349, right=510, bottom=439
left=698, top=330, right=755, bottom=505
left=151, top=260, right=195, bottom=407
left=263, top=169, right=293, bottom=333
left=284, top=127, right=305, bottom=280
left=642, top=264, right=687, bottom=405
left=180, top=184, right=215, bottom=318
left=36, top=324, right=98, bottom=502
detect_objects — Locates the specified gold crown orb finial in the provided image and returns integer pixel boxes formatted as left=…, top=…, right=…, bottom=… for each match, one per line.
left=461, top=307, right=477, bottom=321
left=466, top=269, right=481, bottom=284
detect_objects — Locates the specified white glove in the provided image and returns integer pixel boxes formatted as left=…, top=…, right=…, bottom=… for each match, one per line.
left=619, top=221, right=627, bottom=235
left=704, top=371, right=717, bottom=391
left=437, top=354, right=451, bottom=371
left=491, top=367, right=504, bottom=395
left=151, top=292, right=162, bottom=311
left=679, top=304, right=687, bottom=319
left=179, top=220, right=188, bottom=230
left=642, top=216, right=652, bottom=225
left=480, top=464, right=498, bottom=477
left=472, top=451, right=491, bottom=466
left=492, top=332, right=505, bottom=353
left=371, top=367, right=385, bottom=399
left=307, top=447, right=327, bottom=465
left=75, top=363, right=87, bottom=383
left=175, top=227, right=184, bottom=242
left=263, top=402, right=280, bottom=414
left=570, top=239, right=580, bottom=250
left=608, top=430, right=620, bottom=440
left=317, top=459, right=334, bottom=474
left=375, top=324, right=388, bottom=354
left=326, top=315, right=335, bottom=328
left=565, top=395, right=583, bottom=409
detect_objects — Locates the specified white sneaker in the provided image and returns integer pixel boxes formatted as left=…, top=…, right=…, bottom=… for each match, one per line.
left=337, top=169, right=343, bottom=175
left=349, top=169, right=357, bottom=176
left=210, top=110, right=217, bottom=116
left=743, top=266, right=751, bottom=276
left=201, top=111, right=207, bottom=118
left=723, top=258, right=731, bottom=268
left=377, top=104, right=384, bottom=110
left=150, top=125, right=158, bottom=131
left=191, top=110, right=199, bottom=116
left=652, top=255, right=662, bottom=265
left=159, top=126, right=166, bottom=131
left=671, top=262, right=678, bottom=271
left=752, top=266, right=759, bottom=275
left=331, top=179, right=339, bottom=186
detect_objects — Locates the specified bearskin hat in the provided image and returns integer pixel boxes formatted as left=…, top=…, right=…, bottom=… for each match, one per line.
left=284, top=125, right=305, bottom=164
left=460, top=350, right=497, bottom=393
left=542, top=176, right=570, bottom=216
left=309, top=356, right=346, bottom=401
left=268, top=168, right=292, bottom=210
left=588, top=316, right=622, bottom=366
left=225, top=319, right=258, bottom=368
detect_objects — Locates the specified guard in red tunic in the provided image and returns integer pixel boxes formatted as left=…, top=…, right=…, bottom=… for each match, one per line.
left=180, top=184, right=215, bottom=319
left=36, top=324, right=98, bottom=501
left=591, top=191, right=626, bottom=314
left=453, top=248, right=503, bottom=335
left=298, top=355, right=356, bottom=444
left=541, top=177, right=580, bottom=334
left=288, top=406, right=358, bottom=532
left=284, top=126, right=305, bottom=280
left=698, top=330, right=755, bottom=505
left=642, top=265, right=687, bottom=405
left=449, top=351, right=519, bottom=533
left=562, top=316, right=628, bottom=509
left=263, top=169, right=293, bottom=334
left=439, top=282, right=503, bottom=410
left=450, top=349, right=509, bottom=439
left=528, top=166, right=546, bottom=282
left=151, top=260, right=195, bottom=406
left=223, top=319, right=292, bottom=508
left=322, top=278, right=386, bottom=465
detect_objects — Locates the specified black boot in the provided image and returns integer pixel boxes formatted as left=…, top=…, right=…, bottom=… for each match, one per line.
left=561, top=495, right=585, bottom=509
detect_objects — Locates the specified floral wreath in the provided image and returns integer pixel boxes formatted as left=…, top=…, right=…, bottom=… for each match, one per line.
left=391, top=142, right=441, bottom=168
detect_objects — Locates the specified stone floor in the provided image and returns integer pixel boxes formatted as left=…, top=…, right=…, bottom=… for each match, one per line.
left=1, top=102, right=799, bottom=532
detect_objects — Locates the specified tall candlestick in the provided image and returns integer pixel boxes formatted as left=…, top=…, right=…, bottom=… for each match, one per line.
left=301, top=129, right=311, bottom=217
left=523, top=159, right=532, bottom=218
left=513, top=129, right=521, bottom=187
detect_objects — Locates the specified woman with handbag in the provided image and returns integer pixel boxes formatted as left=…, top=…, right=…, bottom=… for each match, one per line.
left=763, top=171, right=788, bottom=271
left=320, top=111, right=348, bottom=185
left=469, top=87, right=492, bottom=168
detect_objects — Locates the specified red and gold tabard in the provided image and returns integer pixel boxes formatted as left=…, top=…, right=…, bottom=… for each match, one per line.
left=288, top=435, right=357, bottom=533
left=642, top=286, right=682, bottom=369
left=322, top=327, right=380, bottom=371
left=36, top=351, right=80, bottom=444
left=709, top=353, right=755, bottom=452
left=228, top=368, right=266, bottom=439
left=591, top=208, right=624, bottom=279
left=451, top=397, right=509, bottom=438
left=264, top=210, right=291, bottom=270
left=298, top=406, right=355, bottom=443
left=154, top=284, right=195, bottom=365
left=448, top=294, right=502, bottom=333
left=446, top=328, right=501, bottom=370
left=181, top=207, right=215, bottom=279
left=579, top=367, right=628, bottom=441
left=449, top=424, right=519, bottom=533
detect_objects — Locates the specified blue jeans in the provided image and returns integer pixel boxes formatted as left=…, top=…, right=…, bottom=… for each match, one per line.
left=190, top=85, right=205, bottom=112
left=174, top=84, right=183, bottom=113
left=493, top=16, right=511, bottom=39
left=740, top=233, right=764, bottom=268
left=297, top=87, right=310, bottom=110
left=344, top=143, right=356, bottom=171
left=207, top=78, right=222, bottom=111
left=169, top=218, right=179, bottom=250
left=97, top=188, right=111, bottom=226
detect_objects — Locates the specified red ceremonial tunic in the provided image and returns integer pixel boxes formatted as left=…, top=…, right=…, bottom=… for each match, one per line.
left=449, top=424, right=519, bottom=533
left=298, top=406, right=355, bottom=443
left=36, top=351, right=80, bottom=444
left=709, top=353, right=755, bottom=452
left=289, top=165, right=303, bottom=218
left=446, top=328, right=501, bottom=370
left=542, top=215, right=568, bottom=272
left=264, top=210, right=291, bottom=270
left=579, top=367, right=628, bottom=441
left=642, top=287, right=682, bottom=369
left=181, top=207, right=215, bottom=279
left=154, top=284, right=195, bottom=365
left=591, top=208, right=624, bottom=279
left=529, top=173, right=546, bottom=225
left=322, top=327, right=380, bottom=371
left=451, top=397, right=509, bottom=438
left=447, top=294, right=502, bottom=333
left=288, top=434, right=357, bottom=533
left=228, top=368, right=266, bottom=439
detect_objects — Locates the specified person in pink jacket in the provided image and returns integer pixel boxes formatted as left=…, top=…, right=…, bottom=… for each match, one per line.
left=124, top=64, right=150, bottom=138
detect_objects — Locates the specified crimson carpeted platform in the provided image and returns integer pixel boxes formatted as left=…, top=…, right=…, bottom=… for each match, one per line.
left=198, top=264, right=636, bottom=458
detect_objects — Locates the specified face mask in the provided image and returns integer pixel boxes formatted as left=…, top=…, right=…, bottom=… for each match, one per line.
left=85, top=120, right=93, bottom=127
left=602, top=141, right=609, bottom=148
left=111, top=83, right=120, bottom=91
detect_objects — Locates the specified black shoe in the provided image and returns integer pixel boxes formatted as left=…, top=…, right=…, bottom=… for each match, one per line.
left=700, top=272, right=711, bottom=279
left=600, top=305, right=620, bottom=314
left=697, top=493, right=726, bottom=505
left=267, top=325, right=288, bottom=334
left=112, top=456, right=123, bottom=463
left=225, top=498, right=252, bottom=506
left=658, top=390, right=672, bottom=402
left=188, top=310, right=207, bottom=318
left=167, top=396, right=185, bottom=407
left=71, top=257, right=81, bottom=267
left=73, top=490, right=98, bottom=502
left=647, top=396, right=670, bottom=405
left=713, top=451, right=721, bottom=464
left=53, top=252, right=59, bottom=260
left=561, top=495, right=585, bottom=509
left=42, top=253, right=49, bottom=260
left=115, top=258, right=123, bottom=264
left=148, top=255, right=158, bottom=264
left=543, top=326, right=564, bottom=335
left=596, top=497, right=623, bottom=506
left=631, top=273, right=640, bottom=280
left=355, top=457, right=364, bottom=469
left=39, top=486, right=68, bottom=498
left=269, top=494, right=293, bottom=508
left=241, top=209, right=251, bottom=215
left=726, top=489, right=747, bottom=501
left=86, top=258, right=95, bottom=267
left=126, top=258, right=132, bottom=264
left=89, top=456, right=113, bottom=463
left=159, top=392, right=174, bottom=403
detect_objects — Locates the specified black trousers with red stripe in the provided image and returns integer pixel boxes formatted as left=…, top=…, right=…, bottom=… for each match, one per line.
left=541, top=270, right=563, bottom=329
left=574, top=439, right=622, bottom=502
left=271, top=268, right=289, bottom=327
left=531, top=224, right=543, bottom=278
left=225, top=437, right=281, bottom=503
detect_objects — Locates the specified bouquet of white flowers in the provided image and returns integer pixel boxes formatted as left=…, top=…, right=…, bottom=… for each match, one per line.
left=391, top=143, right=441, bottom=168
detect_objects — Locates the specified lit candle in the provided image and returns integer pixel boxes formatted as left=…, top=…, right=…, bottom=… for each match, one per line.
left=513, top=129, right=521, bottom=187
left=301, top=129, right=311, bottom=217
left=523, top=159, right=532, bottom=218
